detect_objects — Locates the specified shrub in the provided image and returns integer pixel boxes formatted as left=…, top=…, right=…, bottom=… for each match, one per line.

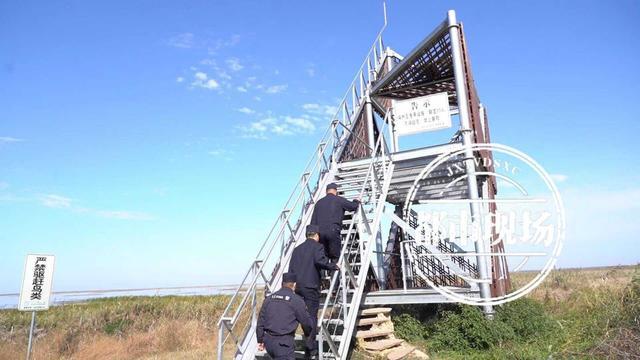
left=495, top=297, right=558, bottom=341
left=429, top=305, right=514, bottom=351
left=393, top=313, right=430, bottom=343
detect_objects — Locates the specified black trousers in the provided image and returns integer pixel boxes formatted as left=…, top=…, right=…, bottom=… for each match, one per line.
left=264, top=333, right=295, bottom=360
left=319, top=224, right=341, bottom=260
left=295, top=286, right=319, bottom=352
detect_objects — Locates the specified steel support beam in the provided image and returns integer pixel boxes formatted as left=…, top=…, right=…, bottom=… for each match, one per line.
left=447, top=9, right=494, bottom=317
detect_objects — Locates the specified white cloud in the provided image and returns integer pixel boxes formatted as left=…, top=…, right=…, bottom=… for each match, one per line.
left=169, top=33, right=240, bottom=52
left=40, top=194, right=73, bottom=209
left=0, top=136, right=24, bottom=143
left=302, top=103, right=320, bottom=111
left=284, top=116, right=315, bottom=132
left=39, top=193, right=153, bottom=220
left=237, top=107, right=255, bottom=115
left=237, top=86, right=248, bottom=93
left=239, top=115, right=315, bottom=139
left=253, top=96, right=262, bottom=102
left=303, top=103, right=337, bottom=115
left=176, top=76, right=184, bottom=83
left=226, top=58, right=244, bottom=72
left=265, top=84, right=288, bottom=94
left=204, top=80, right=219, bottom=89
left=550, top=174, right=568, bottom=183
left=191, top=71, right=219, bottom=90
left=167, top=32, right=195, bottom=49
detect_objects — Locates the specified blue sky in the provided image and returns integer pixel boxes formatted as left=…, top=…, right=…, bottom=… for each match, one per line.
left=1, top=0, right=639, bottom=296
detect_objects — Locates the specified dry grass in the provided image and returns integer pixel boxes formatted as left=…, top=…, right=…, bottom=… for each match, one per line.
left=511, top=265, right=636, bottom=304
left=510, top=265, right=640, bottom=358
left=0, top=296, right=225, bottom=360
left=1, top=266, right=638, bottom=359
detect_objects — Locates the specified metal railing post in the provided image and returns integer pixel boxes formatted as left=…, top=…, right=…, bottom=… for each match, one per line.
left=217, top=319, right=226, bottom=359
left=447, top=9, right=493, bottom=317
left=400, top=242, right=407, bottom=292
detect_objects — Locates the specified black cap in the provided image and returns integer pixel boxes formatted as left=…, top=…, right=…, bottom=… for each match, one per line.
left=282, top=272, right=297, bottom=283
left=306, top=224, right=320, bottom=234
left=326, top=183, right=338, bottom=191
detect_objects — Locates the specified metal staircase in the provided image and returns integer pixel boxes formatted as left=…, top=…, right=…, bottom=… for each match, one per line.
left=216, top=23, right=395, bottom=359
left=317, top=122, right=395, bottom=359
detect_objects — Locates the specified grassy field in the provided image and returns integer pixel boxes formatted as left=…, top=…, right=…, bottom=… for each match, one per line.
left=1, top=265, right=638, bottom=359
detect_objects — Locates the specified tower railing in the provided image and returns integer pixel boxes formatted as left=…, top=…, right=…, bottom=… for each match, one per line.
left=216, top=24, right=390, bottom=359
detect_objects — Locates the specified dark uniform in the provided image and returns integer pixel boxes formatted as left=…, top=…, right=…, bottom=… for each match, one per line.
left=256, top=274, right=313, bottom=360
left=310, top=183, right=360, bottom=260
left=289, top=225, right=339, bottom=357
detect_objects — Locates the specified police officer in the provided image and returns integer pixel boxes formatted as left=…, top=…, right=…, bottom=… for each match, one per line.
left=289, top=225, right=339, bottom=359
left=310, top=183, right=360, bottom=262
left=256, top=272, right=313, bottom=360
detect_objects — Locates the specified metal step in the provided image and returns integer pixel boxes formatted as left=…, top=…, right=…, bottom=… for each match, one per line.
left=334, top=178, right=369, bottom=185
left=338, top=160, right=391, bottom=172
left=334, top=184, right=372, bottom=192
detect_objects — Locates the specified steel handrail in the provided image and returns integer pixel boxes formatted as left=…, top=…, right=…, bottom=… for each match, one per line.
left=217, top=22, right=390, bottom=359
left=223, top=137, right=332, bottom=326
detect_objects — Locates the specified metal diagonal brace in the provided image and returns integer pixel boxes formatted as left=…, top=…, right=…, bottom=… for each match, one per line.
left=342, top=259, right=358, bottom=289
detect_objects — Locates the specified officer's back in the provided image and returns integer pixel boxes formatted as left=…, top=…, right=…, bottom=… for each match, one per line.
left=258, top=287, right=310, bottom=335
left=311, top=192, right=359, bottom=227
left=256, top=273, right=313, bottom=360
left=289, top=236, right=336, bottom=288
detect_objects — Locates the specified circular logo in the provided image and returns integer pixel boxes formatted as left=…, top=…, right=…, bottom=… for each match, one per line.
left=402, top=143, right=565, bottom=306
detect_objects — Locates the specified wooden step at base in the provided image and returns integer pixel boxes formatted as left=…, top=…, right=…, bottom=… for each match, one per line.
left=360, top=307, right=392, bottom=316
left=358, top=316, right=391, bottom=326
left=356, top=329, right=394, bottom=339
left=362, top=338, right=404, bottom=351
left=387, top=345, right=416, bottom=360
